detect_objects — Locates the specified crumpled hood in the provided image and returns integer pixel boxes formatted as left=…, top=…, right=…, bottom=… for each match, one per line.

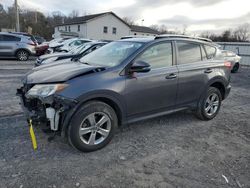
left=39, top=52, right=70, bottom=60
left=24, top=62, right=102, bottom=84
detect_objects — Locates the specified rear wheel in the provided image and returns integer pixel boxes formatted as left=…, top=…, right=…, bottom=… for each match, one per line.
left=16, top=50, right=29, bottom=61
left=231, top=63, right=239, bottom=73
left=68, top=101, right=118, bottom=152
left=195, top=87, right=222, bottom=121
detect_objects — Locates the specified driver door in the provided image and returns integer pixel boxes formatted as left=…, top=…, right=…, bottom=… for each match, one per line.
left=124, top=41, right=178, bottom=117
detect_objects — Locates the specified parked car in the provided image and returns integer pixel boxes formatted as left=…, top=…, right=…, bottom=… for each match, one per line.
left=34, top=36, right=46, bottom=45
left=57, top=38, right=93, bottom=52
left=0, top=32, right=36, bottom=61
left=47, top=38, right=73, bottom=53
left=221, top=50, right=241, bottom=73
left=35, top=42, right=107, bottom=66
left=35, top=43, right=49, bottom=56
left=17, top=35, right=231, bottom=152
left=47, top=38, right=92, bottom=53
left=10, top=32, right=38, bottom=45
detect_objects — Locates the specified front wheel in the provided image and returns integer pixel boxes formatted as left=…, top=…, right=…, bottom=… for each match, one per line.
left=195, top=87, right=222, bottom=121
left=16, top=50, right=29, bottom=61
left=68, top=101, right=118, bottom=152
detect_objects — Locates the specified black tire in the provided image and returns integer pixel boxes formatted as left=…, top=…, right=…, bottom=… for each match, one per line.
left=68, top=101, right=118, bottom=152
left=231, top=63, right=239, bottom=73
left=16, top=50, right=29, bottom=61
left=195, top=87, right=222, bottom=121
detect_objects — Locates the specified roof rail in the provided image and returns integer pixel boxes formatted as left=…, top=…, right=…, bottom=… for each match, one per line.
left=155, top=34, right=213, bottom=43
left=120, top=35, right=154, bottom=39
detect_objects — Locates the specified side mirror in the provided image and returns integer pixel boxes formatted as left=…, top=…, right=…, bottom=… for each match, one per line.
left=129, top=60, right=151, bottom=73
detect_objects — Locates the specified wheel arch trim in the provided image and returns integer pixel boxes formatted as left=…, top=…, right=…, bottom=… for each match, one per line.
left=60, top=92, right=126, bottom=138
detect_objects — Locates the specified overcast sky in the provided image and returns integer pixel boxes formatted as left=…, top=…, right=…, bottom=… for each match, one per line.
left=2, top=0, right=250, bottom=33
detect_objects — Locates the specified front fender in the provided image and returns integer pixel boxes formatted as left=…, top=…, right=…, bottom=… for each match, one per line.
left=59, top=90, right=126, bottom=138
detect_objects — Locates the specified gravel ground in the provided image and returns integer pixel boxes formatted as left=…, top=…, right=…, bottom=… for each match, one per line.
left=0, top=60, right=250, bottom=188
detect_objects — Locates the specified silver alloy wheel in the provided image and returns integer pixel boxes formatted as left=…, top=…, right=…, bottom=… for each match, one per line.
left=79, top=112, right=111, bottom=145
left=204, top=93, right=219, bottom=116
left=18, top=51, right=28, bottom=61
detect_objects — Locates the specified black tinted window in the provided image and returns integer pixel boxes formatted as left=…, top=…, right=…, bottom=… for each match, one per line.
left=204, top=45, right=216, bottom=59
left=177, top=42, right=201, bottom=64
left=2, top=35, right=21, bottom=42
left=135, top=42, right=173, bottom=69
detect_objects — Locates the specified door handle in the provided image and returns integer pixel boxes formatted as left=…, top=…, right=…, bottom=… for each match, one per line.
left=204, top=68, right=213, bottom=74
left=165, top=73, right=177, bottom=79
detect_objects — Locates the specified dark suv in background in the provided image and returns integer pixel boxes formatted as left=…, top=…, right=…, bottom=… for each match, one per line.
left=17, top=35, right=231, bottom=152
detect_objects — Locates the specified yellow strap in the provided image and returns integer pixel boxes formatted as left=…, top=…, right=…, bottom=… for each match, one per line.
left=29, top=120, right=37, bottom=150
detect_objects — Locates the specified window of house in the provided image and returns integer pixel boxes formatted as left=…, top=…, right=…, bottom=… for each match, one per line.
left=103, top=26, right=108, bottom=33
left=68, top=26, right=71, bottom=32
left=112, top=27, right=117, bottom=34
left=204, top=45, right=216, bottom=59
left=65, top=26, right=67, bottom=31
left=78, top=25, right=80, bottom=32
left=177, top=42, right=202, bottom=64
left=135, top=42, right=173, bottom=69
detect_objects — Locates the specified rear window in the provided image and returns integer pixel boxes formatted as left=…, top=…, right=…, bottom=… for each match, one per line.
left=2, top=35, right=21, bottom=42
left=204, top=45, right=216, bottom=59
left=177, top=42, right=202, bottom=64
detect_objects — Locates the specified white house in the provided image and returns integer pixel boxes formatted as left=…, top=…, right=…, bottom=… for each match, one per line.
left=54, top=12, right=131, bottom=40
left=53, top=12, right=160, bottom=40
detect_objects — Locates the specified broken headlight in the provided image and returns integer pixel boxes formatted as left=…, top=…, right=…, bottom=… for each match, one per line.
left=26, top=84, right=68, bottom=98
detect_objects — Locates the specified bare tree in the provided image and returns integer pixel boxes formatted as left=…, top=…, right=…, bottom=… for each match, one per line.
left=182, top=24, right=188, bottom=35
left=122, top=17, right=135, bottom=25
left=69, top=10, right=79, bottom=18
left=233, top=23, right=250, bottom=42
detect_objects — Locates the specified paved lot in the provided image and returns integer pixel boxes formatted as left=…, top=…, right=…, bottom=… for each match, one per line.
left=0, top=60, right=250, bottom=188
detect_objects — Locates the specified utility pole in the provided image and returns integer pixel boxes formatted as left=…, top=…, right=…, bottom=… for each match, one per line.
left=141, top=19, right=144, bottom=26
left=15, top=0, right=20, bottom=32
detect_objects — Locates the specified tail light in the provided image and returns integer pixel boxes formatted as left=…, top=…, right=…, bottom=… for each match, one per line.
left=28, top=41, right=36, bottom=46
left=224, top=61, right=232, bottom=69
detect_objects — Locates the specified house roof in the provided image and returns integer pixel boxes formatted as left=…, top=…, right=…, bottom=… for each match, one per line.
left=130, top=25, right=160, bottom=35
left=56, top=12, right=130, bottom=27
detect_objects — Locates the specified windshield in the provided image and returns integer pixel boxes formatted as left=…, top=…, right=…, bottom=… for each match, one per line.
left=79, top=41, right=143, bottom=67
left=70, top=44, right=91, bottom=54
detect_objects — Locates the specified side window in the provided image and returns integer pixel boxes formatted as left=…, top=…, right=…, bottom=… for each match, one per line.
left=135, top=42, right=172, bottom=69
left=2, top=35, right=21, bottom=42
left=204, top=45, right=216, bottom=59
left=177, top=42, right=201, bottom=64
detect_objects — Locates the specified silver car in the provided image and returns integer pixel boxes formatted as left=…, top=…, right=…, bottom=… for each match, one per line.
left=221, top=50, right=241, bottom=73
left=0, top=32, right=36, bottom=61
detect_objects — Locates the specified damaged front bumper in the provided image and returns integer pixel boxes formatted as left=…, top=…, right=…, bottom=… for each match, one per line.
left=16, top=85, right=77, bottom=133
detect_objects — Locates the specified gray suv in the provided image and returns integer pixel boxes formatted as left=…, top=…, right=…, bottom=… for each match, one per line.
left=0, top=32, right=36, bottom=61
left=17, top=35, right=231, bottom=152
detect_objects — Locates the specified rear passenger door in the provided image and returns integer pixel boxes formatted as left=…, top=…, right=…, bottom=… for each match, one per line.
left=0, top=35, right=20, bottom=56
left=175, top=41, right=215, bottom=106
